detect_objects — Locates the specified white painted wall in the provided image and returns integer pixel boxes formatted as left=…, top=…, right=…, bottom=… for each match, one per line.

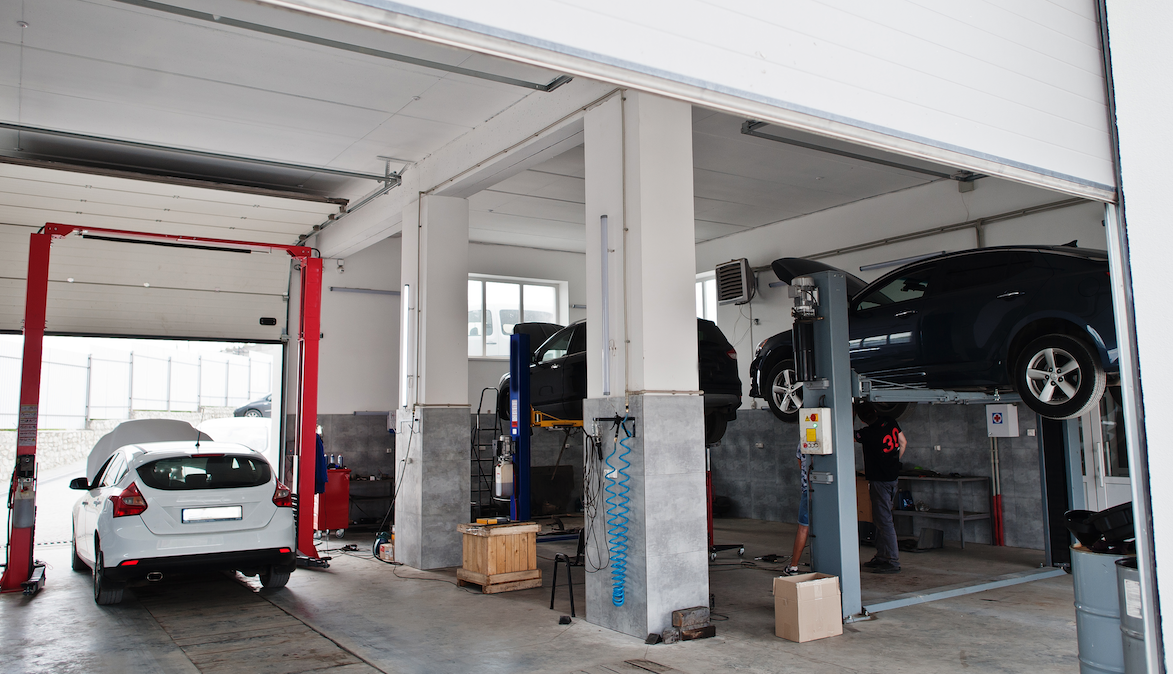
left=304, top=0, right=1114, bottom=199
left=466, top=242, right=586, bottom=410
left=316, top=236, right=401, bottom=415
left=697, top=178, right=1107, bottom=403
left=1103, top=1, right=1173, bottom=666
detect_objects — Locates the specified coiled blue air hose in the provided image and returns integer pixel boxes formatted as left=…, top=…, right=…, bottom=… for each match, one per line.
left=603, top=417, right=632, bottom=607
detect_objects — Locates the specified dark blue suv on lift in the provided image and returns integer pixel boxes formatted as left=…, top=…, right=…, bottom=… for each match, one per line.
left=749, top=244, right=1118, bottom=421
left=499, top=319, right=742, bottom=444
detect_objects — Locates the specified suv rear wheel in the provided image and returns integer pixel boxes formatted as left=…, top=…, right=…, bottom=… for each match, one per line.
left=1015, top=334, right=1106, bottom=420
left=704, top=412, right=728, bottom=445
left=765, top=360, right=803, bottom=422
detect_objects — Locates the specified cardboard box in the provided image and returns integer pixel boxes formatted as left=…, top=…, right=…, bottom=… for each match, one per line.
left=773, top=573, right=843, bottom=643
left=377, top=542, right=395, bottom=562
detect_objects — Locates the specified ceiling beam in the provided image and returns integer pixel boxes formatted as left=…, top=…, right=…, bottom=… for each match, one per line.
left=314, top=78, right=614, bottom=258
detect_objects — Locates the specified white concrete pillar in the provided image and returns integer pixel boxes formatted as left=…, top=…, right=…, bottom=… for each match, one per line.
left=395, top=195, right=471, bottom=570
left=583, top=91, right=708, bottom=638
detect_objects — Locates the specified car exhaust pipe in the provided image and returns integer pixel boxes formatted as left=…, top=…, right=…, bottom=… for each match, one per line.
left=146, top=571, right=164, bottom=582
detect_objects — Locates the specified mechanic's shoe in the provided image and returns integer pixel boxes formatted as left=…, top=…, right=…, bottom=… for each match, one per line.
left=871, top=562, right=901, bottom=574
left=780, top=566, right=802, bottom=576
left=862, top=557, right=884, bottom=568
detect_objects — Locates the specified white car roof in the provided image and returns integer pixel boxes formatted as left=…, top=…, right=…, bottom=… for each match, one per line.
left=87, top=419, right=213, bottom=481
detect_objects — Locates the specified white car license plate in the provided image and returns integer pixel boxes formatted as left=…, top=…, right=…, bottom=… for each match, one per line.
left=181, top=506, right=243, bottom=523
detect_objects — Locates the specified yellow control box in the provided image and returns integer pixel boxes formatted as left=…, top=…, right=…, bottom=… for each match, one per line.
left=799, top=407, right=833, bottom=455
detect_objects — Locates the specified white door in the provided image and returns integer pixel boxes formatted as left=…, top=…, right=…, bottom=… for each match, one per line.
left=1080, top=388, right=1131, bottom=511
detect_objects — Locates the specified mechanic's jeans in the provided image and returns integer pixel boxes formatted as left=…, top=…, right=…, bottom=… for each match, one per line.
left=870, top=480, right=900, bottom=566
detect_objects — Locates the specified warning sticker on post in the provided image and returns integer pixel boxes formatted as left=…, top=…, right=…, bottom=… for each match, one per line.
left=17, top=404, right=38, bottom=448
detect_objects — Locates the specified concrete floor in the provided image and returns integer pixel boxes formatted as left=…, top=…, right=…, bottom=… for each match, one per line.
left=1, top=508, right=1078, bottom=674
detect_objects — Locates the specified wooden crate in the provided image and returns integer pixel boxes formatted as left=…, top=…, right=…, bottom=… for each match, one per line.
left=456, top=521, right=542, bottom=594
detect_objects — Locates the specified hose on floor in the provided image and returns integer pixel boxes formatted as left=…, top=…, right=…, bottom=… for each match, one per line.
left=603, top=416, right=632, bottom=607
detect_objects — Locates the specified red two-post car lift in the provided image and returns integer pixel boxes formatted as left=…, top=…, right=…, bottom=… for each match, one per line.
left=1, top=223, right=325, bottom=595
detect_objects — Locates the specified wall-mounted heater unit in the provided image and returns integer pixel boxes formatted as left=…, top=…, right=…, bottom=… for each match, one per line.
left=715, top=258, right=755, bottom=305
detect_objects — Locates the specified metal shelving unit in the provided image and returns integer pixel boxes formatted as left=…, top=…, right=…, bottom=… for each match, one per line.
left=892, top=475, right=992, bottom=549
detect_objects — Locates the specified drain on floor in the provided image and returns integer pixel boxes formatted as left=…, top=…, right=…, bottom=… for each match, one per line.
left=135, top=572, right=383, bottom=674
left=573, top=659, right=681, bottom=674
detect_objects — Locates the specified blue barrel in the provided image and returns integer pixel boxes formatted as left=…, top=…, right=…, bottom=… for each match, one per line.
left=1115, top=557, right=1146, bottom=673
left=1072, top=545, right=1126, bottom=674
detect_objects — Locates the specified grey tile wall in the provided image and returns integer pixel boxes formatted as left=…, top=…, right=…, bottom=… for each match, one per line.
left=710, top=404, right=1045, bottom=550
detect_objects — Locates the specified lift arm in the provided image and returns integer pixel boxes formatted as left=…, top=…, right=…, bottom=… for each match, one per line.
left=1, top=223, right=323, bottom=593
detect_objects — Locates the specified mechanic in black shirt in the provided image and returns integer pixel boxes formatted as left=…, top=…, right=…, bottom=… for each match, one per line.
left=855, top=402, right=907, bottom=574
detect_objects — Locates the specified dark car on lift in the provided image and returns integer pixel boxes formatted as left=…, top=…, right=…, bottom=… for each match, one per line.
left=498, top=319, right=742, bottom=444
left=749, top=244, right=1118, bottom=422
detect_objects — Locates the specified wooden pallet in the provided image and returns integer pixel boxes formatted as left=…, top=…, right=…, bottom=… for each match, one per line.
left=456, top=568, right=543, bottom=594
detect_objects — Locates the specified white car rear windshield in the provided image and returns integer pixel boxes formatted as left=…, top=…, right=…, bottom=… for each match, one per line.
left=137, top=455, right=271, bottom=490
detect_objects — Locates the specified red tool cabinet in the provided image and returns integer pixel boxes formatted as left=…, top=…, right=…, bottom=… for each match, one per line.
left=314, top=468, right=351, bottom=532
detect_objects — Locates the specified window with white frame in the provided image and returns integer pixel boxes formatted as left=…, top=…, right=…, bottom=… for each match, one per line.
left=696, top=276, right=717, bottom=321
left=468, top=276, right=562, bottom=357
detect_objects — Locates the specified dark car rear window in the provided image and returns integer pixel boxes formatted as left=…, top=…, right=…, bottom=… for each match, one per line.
left=698, top=320, right=731, bottom=347
left=137, top=455, right=271, bottom=490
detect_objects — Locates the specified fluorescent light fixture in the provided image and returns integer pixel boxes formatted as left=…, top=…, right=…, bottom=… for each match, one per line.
left=399, top=283, right=412, bottom=410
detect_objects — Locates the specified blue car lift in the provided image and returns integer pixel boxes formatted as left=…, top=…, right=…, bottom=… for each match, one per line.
left=508, top=332, right=531, bottom=522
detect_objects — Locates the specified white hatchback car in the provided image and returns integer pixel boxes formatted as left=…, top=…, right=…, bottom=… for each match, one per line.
left=70, top=434, right=296, bottom=605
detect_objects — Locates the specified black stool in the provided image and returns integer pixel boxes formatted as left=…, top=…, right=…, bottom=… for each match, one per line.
left=549, top=530, right=585, bottom=617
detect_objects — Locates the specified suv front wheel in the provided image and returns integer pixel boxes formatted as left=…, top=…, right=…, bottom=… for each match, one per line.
left=765, top=360, right=803, bottom=422
left=1015, top=334, right=1106, bottom=420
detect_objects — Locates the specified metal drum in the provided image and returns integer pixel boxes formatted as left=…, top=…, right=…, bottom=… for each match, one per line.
left=1115, top=557, right=1146, bottom=673
left=1072, top=545, right=1126, bottom=674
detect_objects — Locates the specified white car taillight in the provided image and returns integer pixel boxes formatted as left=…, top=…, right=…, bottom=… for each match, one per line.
left=112, top=482, right=148, bottom=518
left=273, top=481, right=293, bottom=507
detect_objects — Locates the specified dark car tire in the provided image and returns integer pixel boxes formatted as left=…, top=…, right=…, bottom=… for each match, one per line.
left=93, top=546, right=125, bottom=605
left=497, top=384, right=510, bottom=421
left=244, top=409, right=263, bottom=418
left=72, top=527, right=87, bottom=572
left=765, top=360, right=804, bottom=423
left=704, top=412, right=728, bottom=445
left=870, top=402, right=910, bottom=421
left=1015, top=334, right=1106, bottom=420
left=260, top=568, right=290, bottom=589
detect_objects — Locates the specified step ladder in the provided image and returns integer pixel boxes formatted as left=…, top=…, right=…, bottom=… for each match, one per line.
left=471, top=405, right=505, bottom=519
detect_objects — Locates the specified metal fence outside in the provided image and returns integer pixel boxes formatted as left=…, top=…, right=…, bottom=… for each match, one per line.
left=0, top=342, right=272, bottom=430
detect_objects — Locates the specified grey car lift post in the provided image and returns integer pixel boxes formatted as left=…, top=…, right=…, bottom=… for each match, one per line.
left=794, top=272, right=1060, bottom=621
left=797, top=270, right=864, bottom=621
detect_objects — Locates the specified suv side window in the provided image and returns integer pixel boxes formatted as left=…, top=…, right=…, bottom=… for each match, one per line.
left=938, top=252, right=1033, bottom=294
left=567, top=324, right=586, bottom=355
left=855, top=265, right=935, bottom=311
left=536, top=326, right=575, bottom=362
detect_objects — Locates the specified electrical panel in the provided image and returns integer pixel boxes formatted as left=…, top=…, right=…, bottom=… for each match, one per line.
left=799, top=407, right=833, bottom=455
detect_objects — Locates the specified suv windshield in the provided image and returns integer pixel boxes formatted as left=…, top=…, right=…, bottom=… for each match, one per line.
left=138, top=455, right=271, bottom=490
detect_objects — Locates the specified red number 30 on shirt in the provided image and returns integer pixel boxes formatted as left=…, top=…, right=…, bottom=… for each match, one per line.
left=882, top=429, right=900, bottom=453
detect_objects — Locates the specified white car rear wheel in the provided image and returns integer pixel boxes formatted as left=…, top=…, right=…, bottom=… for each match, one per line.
left=93, top=546, right=125, bottom=605
left=260, top=568, right=290, bottom=589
